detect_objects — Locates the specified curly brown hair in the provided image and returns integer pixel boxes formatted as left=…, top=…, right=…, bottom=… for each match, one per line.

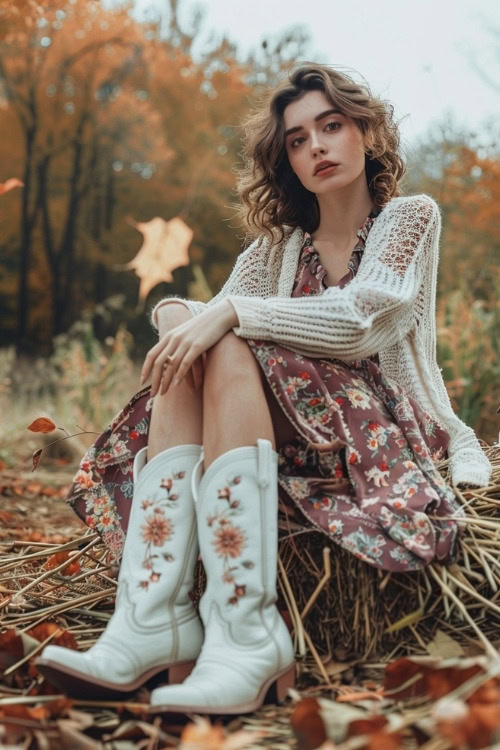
left=234, top=63, right=407, bottom=244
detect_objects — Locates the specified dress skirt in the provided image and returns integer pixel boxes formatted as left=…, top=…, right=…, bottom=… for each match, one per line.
left=67, top=208, right=462, bottom=572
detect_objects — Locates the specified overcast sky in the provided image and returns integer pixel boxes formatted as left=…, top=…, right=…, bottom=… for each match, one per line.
left=123, top=0, right=498, bottom=152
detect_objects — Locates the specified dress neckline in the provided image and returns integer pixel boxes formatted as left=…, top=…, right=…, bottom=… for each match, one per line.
left=299, top=206, right=383, bottom=290
left=303, top=205, right=382, bottom=253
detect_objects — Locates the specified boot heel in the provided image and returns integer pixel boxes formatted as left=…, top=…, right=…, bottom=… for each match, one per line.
left=265, top=663, right=296, bottom=704
left=168, top=660, right=195, bottom=684
left=276, top=663, right=296, bottom=702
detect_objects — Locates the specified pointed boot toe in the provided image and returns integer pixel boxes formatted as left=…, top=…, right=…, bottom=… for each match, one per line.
left=36, top=445, right=205, bottom=699
left=149, top=439, right=296, bottom=715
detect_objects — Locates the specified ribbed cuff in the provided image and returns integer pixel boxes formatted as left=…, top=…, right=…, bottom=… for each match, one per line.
left=450, top=460, right=492, bottom=488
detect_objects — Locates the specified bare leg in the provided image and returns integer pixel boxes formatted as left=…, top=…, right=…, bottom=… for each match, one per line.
left=147, top=305, right=203, bottom=461
left=202, top=332, right=296, bottom=470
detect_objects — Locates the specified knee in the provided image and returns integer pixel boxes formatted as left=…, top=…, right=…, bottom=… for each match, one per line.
left=204, top=332, right=258, bottom=395
left=156, top=302, right=193, bottom=333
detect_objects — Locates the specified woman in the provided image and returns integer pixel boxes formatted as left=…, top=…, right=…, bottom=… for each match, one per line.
left=36, top=63, right=492, bottom=714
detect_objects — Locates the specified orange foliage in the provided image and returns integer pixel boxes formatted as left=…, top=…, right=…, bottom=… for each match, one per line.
left=0, top=178, right=24, bottom=194
left=43, top=550, right=81, bottom=576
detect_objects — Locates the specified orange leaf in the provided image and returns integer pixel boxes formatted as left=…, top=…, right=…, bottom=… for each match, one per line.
left=384, top=657, right=428, bottom=700
left=0, top=178, right=24, bottom=195
left=290, top=697, right=327, bottom=750
left=427, top=664, right=484, bottom=700
left=44, top=551, right=80, bottom=576
left=32, top=449, right=43, bottom=471
left=124, top=215, right=192, bottom=299
left=437, top=702, right=500, bottom=749
left=0, top=629, right=24, bottom=673
left=336, top=691, right=384, bottom=703
left=0, top=697, right=72, bottom=721
left=28, top=623, right=78, bottom=651
left=27, top=417, right=56, bottom=433
left=347, top=718, right=405, bottom=750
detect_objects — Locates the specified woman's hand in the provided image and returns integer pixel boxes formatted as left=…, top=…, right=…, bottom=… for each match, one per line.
left=140, top=300, right=239, bottom=397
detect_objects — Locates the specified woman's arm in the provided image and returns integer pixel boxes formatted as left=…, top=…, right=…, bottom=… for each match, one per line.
left=224, top=196, right=439, bottom=360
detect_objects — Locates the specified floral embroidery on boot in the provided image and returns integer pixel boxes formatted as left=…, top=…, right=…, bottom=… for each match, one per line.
left=137, top=469, right=186, bottom=589
left=208, top=475, right=254, bottom=605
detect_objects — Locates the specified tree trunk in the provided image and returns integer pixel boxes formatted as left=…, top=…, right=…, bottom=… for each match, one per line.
left=16, top=125, right=38, bottom=354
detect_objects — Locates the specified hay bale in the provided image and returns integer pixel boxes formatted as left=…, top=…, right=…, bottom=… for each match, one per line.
left=272, top=444, right=500, bottom=661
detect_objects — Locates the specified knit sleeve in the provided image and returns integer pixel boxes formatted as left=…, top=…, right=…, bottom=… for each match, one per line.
left=225, top=195, right=439, bottom=360
left=149, top=235, right=270, bottom=331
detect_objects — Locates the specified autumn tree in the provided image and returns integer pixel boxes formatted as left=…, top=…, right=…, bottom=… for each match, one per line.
left=0, top=0, right=315, bottom=354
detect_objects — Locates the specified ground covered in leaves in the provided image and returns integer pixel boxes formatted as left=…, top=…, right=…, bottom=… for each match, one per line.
left=1, top=461, right=500, bottom=749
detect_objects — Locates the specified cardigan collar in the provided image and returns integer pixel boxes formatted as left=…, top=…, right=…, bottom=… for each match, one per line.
left=276, top=197, right=400, bottom=296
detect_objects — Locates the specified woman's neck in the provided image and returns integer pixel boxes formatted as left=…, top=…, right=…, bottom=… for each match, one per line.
left=311, top=175, right=374, bottom=248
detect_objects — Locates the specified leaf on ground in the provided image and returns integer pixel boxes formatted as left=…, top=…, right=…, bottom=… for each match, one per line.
left=347, top=716, right=405, bottom=750
left=0, top=697, right=72, bottom=721
left=179, top=716, right=265, bottom=749
left=44, top=550, right=81, bottom=576
left=290, top=697, right=327, bottom=750
left=28, top=622, right=78, bottom=651
left=434, top=698, right=500, bottom=749
left=426, top=630, right=465, bottom=659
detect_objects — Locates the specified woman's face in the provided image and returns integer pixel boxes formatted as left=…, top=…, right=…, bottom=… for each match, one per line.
left=283, top=89, right=367, bottom=195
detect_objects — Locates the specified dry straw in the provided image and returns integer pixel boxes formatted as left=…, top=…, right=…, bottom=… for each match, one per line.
left=0, top=444, right=499, bottom=683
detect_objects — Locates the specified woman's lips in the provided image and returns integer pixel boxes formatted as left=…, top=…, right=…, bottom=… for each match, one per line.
left=314, top=163, right=339, bottom=177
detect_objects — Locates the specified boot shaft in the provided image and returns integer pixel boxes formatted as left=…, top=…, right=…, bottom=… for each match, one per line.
left=192, top=441, right=281, bottom=641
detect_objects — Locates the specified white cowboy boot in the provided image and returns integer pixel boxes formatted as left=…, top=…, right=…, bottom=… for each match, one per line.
left=36, top=444, right=204, bottom=699
left=149, top=438, right=296, bottom=715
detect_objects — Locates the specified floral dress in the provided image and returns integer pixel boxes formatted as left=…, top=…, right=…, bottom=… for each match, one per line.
left=67, top=208, right=462, bottom=572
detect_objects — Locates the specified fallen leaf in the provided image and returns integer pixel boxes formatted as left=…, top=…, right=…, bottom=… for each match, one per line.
left=318, top=697, right=367, bottom=744
left=435, top=700, right=500, bottom=749
left=336, top=691, right=384, bottom=703
left=28, top=623, right=78, bottom=651
left=179, top=716, right=263, bottom=749
left=426, top=630, right=465, bottom=659
left=290, top=697, right=327, bottom=750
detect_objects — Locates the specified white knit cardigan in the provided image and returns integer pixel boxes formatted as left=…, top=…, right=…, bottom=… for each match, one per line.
left=150, top=193, right=492, bottom=488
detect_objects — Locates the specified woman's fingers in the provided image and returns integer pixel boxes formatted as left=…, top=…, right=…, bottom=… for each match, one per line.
left=185, top=366, right=195, bottom=392
left=169, top=346, right=197, bottom=389
left=151, top=347, right=178, bottom=397
left=141, top=334, right=170, bottom=385
left=158, top=342, right=195, bottom=396
left=192, top=357, right=204, bottom=391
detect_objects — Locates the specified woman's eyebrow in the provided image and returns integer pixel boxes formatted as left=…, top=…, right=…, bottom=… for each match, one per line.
left=284, top=108, right=342, bottom=138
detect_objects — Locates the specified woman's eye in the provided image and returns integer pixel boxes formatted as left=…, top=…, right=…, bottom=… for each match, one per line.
left=290, top=122, right=341, bottom=147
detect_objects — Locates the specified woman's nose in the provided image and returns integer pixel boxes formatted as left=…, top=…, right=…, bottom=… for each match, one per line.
left=310, top=134, right=326, bottom=155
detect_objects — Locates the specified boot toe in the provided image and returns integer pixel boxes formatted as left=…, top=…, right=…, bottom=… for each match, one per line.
left=40, top=644, right=89, bottom=672
left=150, top=682, right=209, bottom=709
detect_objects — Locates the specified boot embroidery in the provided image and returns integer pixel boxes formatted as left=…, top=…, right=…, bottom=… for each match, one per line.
left=208, top=475, right=254, bottom=605
left=137, top=469, right=185, bottom=590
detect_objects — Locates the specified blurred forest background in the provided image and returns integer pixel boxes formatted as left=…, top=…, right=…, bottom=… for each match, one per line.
left=0, top=0, right=498, bottom=467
